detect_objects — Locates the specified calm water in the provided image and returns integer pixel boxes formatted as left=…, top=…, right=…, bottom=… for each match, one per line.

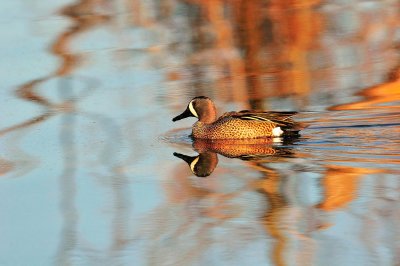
left=1, top=1, right=400, bottom=265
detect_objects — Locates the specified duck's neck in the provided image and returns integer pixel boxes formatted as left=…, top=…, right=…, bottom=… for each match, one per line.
left=199, top=114, right=216, bottom=124
left=197, top=103, right=217, bottom=124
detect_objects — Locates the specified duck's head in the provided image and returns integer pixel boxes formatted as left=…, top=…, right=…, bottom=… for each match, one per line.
left=172, top=96, right=217, bottom=124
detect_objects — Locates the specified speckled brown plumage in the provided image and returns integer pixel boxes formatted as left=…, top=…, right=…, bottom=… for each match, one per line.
left=172, top=96, right=304, bottom=140
left=192, top=116, right=277, bottom=139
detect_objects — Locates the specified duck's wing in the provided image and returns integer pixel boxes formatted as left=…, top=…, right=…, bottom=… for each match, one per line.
left=218, top=110, right=305, bottom=133
left=227, top=110, right=306, bottom=133
left=233, top=110, right=296, bottom=123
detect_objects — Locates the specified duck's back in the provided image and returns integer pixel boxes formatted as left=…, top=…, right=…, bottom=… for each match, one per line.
left=192, top=111, right=299, bottom=139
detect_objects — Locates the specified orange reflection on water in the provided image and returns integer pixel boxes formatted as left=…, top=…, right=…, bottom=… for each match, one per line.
left=52, top=0, right=110, bottom=76
left=177, top=0, right=324, bottom=109
left=250, top=164, right=288, bottom=266
left=0, top=158, right=14, bottom=176
left=173, top=138, right=307, bottom=266
left=2, top=0, right=111, bottom=139
left=331, top=68, right=400, bottom=111
left=317, top=165, right=384, bottom=211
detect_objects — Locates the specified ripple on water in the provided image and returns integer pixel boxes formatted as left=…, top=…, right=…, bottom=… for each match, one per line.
left=297, top=109, right=400, bottom=174
left=159, top=127, right=193, bottom=145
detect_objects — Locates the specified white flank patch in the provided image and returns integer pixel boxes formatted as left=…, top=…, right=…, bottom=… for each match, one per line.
left=190, top=157, right=200, bottom=172
left=188, top=101, right=198, bottom=118
left=272, top=127, right=283, bottom=137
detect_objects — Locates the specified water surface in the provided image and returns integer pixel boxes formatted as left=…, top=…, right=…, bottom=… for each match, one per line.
left=0, top=1, right=400, bottom=265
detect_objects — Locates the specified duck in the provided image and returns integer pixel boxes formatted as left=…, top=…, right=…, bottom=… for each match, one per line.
left=172, top=96, right=304, bottom=139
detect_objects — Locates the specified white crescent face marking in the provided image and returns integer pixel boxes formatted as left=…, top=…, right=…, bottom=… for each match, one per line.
left=189, top=157, right=200, bottom=172
left=188, top=100, right=198, bottom=118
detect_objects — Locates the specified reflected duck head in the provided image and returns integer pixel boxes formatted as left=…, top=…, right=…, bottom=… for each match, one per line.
left=172, top=96, right=217, bottom=124
left=173, top=151, right=218, bottom=177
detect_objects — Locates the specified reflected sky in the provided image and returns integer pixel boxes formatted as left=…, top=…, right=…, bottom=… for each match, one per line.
left=0, top=0, right=400, bottom=265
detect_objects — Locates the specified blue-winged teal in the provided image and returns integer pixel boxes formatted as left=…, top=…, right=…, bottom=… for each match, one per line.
left=172, top=96, right=304, bottom=139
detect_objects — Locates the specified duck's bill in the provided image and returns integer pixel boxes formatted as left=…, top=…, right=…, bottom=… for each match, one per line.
left=172, top=108, right=193, bottom=122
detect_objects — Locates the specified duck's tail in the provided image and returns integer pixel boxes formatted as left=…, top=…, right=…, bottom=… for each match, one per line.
left=282, top=121, right=308, bottom=136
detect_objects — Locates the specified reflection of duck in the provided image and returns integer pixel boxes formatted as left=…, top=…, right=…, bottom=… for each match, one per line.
left=174, top=151, right=218, bottom=177
left=174, top=138, right=295, bottom=177
left=172, top=96, right=304, bottom=139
